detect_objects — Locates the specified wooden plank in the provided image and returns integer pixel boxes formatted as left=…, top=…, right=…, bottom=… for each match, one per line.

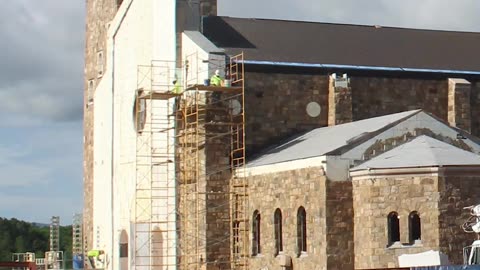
left=185, top=84, right=242, bottom=93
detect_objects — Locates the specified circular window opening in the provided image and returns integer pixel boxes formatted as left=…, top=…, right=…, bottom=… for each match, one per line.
left=306, top=102, right=321, bottom=118
left=133, top=91, right=146, bottom=133
left=229, top=99, right=242, bottom=116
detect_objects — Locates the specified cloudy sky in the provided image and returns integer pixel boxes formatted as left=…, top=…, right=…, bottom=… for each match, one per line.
left=1, top=0, right=479, bottom=225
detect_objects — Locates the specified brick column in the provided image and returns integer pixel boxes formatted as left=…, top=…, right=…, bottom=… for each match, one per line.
left=328, top=74, right=353, bottom=126
left=448, top=78, right=471, bottom=133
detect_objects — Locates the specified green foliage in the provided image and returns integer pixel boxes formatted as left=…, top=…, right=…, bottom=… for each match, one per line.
left=0, top=217, right=73, bottom=262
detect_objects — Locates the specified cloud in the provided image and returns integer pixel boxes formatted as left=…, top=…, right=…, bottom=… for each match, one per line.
left=0, top=1, right=85, bottom=124
left=219, top=0, right=480, bottom=32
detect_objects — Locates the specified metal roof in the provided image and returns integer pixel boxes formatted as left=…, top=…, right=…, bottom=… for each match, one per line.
left=247, top=110, right=420, bottom=167
left=351, top=135, right=480, bottom=171
left=202, top=16, right=480, bottom=74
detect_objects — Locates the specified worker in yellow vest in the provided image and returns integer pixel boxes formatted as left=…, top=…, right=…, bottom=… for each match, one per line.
left=210, top=69, right=223, bottom=86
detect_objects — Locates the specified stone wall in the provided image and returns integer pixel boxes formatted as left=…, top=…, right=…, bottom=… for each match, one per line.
left=177, top=91, right=235, bottom=270
left=470, top=82, right=480, bottom=136
left=448, top=79, right=471, bottom=132
left=350, top=76, right=449, bottom=123
left=247, top=167, right=328, bottom=270
left=438, top=171, right=480, bottom=264
left=352, top=175, right=441, bottom=269
left=326, top=181, right=354, bottom=270
left=244, top=72, right=329, bottom=156
left=84, top=0, right=118, bottom=254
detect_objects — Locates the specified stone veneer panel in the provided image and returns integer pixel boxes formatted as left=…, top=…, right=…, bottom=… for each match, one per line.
left=247, top=167, right=328, bottom=270
left=177, top=92, right=234, bottom=270
left=448, top=78, right=471, bottom=132
left=328, top=77, right=353, bottom=126
left=438, top=173, right=480, bottom=264
left=244, top=72, right=329, bottom=156
left=352, top=176, right=441, bottom=269
left=469, top=82, right=480, bottom=136
left=350, top=76, right=449, bottom=122
left=326, top=181, right=354, bottom=270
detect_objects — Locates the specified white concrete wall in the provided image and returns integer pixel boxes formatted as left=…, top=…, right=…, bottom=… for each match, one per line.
left=182, top=35, right=210, bottom=86
left=93, top=67, right=113, bottom=256
left=92, top=0, right=178, bottom=269
left=182, top=32, right=225, bottom=86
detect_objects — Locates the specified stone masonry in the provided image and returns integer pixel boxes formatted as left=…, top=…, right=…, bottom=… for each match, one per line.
left=242, top=69, right=479, bottom=157
left=244, top=71, right=329, bottom=156
left=326, top=181, right=354, bottom=270
left=328, top=76, right=353, bottom=126
left=247, top=167, right=328, bottom=270
left=350, top=76, right=449, bottom=122
left=352, top=168, right=480, bottom=269
left=438, top=169, right=480, bottom=264
left=352, top=175, right=441, bottom=269
left=245, top=166, right=355, bottom=270
left=177, top=91, right=237, bottom=270
left=448, top=78, right=471, bottom=133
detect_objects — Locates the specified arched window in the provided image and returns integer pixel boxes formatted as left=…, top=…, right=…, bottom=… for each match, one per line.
left=252, top=211, right=261, bottom=255
left=387, top=212, right=400, bottom=245
left=409, top=211, right=421, bottom=243
left=297, top=207, right=307, bottom=256
left=274, top=209, right=283, bottom=256
left=119, top=230, right=128, bottom=270
left=117, top=0, right=124, bottom=9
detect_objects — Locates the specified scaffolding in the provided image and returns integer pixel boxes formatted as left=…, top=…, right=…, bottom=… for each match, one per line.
left=135, top=60, right=180, bottom=270
left=178, top=52, right=248, bottom=270
left=72, top=213, right=84, bottom=268
left=134, top=53, right=248, bottom=270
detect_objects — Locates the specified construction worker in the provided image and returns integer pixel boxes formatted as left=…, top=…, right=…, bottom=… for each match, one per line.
left=172, top=76, right=182, bottom=94
left=210, top=69, right=223, bottom=86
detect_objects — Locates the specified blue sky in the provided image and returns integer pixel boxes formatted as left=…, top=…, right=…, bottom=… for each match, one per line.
left=0, top=0, right=479, bottom=225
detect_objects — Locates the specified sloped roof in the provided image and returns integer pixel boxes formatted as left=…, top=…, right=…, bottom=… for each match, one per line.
left=351, top=135, right=480, bottom=171
left=202, top=16, right=480, bottom=73
left=247, top=110, right=420, bottom=167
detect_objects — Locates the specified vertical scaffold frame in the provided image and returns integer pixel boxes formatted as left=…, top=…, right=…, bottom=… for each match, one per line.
left=178, top=52, right=248, bottom=270
left=135, top=60, right=180, bottom=270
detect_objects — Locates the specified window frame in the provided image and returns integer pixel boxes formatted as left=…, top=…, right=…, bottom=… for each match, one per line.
left=409, top=211, right=421, bottom=244
left=296, top=206, right=307, bottom=256
left=274, top=208, right=283, bottom=256
left=387, top=211, right=400, bottom=246
left=252, top=210, right=261, bottom=256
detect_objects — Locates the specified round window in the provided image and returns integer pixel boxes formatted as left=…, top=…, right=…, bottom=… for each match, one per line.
left=306, top=102, right=321, bottom=117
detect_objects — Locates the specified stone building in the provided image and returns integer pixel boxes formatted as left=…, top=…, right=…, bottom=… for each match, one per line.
left=84, top=1, right=480, bottom=269
left=242, top=111, right=480, bottom=269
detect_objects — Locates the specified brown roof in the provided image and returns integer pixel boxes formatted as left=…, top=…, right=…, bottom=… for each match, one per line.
left=202, top=16, right=480, bottom=73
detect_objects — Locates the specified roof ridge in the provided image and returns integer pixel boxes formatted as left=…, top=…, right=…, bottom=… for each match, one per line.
left=216, top=16, right=480, bottom=35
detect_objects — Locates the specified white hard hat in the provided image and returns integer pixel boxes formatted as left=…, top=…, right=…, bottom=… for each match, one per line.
left=215, top=69, right=220, bottom=76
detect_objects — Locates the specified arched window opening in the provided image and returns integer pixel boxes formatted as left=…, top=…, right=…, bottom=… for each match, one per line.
left=387, top=212, right=400, bottom=246
left=119, top=230, right=128, bottom=270
left=409, top=211, right=421, bottom=243
left=274, top=208, right=283, bottom=256
left=297, top=206, right=307, bottom=256
left=117, top=0, right=124, bottom=9
left=152, top=227, right=163, bottom=267
left=133, top=90, right=146, bottom=133
left=252, top=211, right=261, bottom=255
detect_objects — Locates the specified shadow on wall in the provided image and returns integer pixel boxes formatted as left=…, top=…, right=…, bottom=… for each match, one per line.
left=202, top=16, right=256, bottom=49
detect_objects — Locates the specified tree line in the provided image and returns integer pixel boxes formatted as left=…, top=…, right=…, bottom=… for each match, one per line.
left=0, top=217, right=72, bottom=262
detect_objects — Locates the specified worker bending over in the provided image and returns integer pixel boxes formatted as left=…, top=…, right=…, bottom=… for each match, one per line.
left=210, top=69, right=223, bottom=86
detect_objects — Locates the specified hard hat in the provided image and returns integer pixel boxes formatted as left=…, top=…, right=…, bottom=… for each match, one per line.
left=215, top=69, right=220, bottom=76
